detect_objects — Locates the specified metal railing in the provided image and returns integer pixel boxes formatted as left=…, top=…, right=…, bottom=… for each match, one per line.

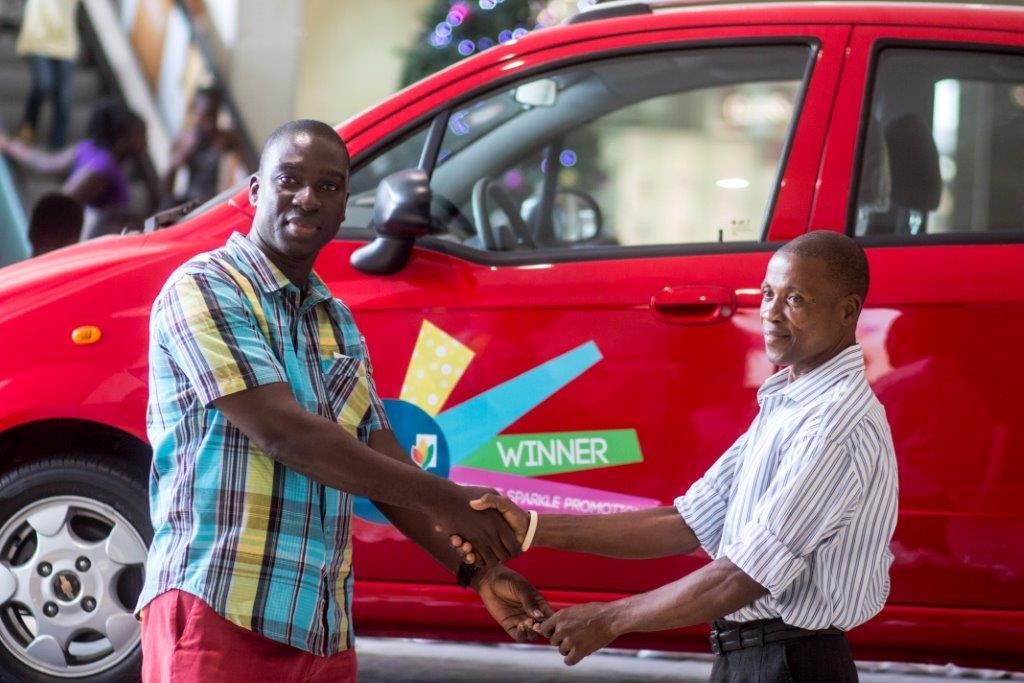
left=171, top=0, right=259, bottom=172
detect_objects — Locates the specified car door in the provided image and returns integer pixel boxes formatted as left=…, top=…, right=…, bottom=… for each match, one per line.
left=812, top=19, right=1024, bottom=662
left=314, top=21, right=849, bottom=635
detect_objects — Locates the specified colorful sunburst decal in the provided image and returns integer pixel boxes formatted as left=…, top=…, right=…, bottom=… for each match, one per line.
left=353, top=320, right=656, bottom=524
left=400, top=320, right=475, bottom=416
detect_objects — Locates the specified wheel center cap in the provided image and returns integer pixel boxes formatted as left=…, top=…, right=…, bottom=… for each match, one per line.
left=52, top=571, right=81, bottom=602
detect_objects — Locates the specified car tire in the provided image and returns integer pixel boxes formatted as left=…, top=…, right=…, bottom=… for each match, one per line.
left=0, top=455, right=151, bottom=682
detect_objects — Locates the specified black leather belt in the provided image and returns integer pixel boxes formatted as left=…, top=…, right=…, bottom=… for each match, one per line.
left=709, top=618, right=844, bottom=655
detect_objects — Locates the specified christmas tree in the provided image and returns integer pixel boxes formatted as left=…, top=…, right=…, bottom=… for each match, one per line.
left=401, top=1, right=596, bottom=87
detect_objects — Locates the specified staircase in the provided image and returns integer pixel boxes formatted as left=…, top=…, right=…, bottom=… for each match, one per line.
left=0, top=2, right=253, bottom=267
left=0, top=21, right=104, bottom=220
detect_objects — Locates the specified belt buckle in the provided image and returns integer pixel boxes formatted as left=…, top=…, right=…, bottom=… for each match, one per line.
left=710, top=629, right=724, bottom=655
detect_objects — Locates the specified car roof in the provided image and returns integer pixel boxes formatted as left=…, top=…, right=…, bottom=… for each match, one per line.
left=576, top=0, right=1024, bottom=29
left=329, top=0, right=1024, bottom=164
left=585, top=0, right=1024, bottom=14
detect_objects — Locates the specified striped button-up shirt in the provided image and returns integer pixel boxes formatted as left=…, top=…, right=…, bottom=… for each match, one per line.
left=138, top=232, right=389, bottom=655
left=676, top=344, right=898, bottom=630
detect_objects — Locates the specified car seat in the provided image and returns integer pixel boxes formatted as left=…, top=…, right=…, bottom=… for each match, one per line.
left=862, top=114, right=943, bottom=236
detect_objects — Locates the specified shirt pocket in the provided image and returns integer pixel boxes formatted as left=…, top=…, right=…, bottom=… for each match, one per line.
left=321, top=353, right=371, bottom=438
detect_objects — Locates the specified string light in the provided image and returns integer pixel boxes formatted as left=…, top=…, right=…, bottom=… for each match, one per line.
left=504, top=169, right=524, bottom=190
left=449, top=111, right=471, bottom=135
left=424, top=0, right=593, bottom=52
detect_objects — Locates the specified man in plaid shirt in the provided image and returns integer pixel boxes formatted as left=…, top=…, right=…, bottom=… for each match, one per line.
left=137, top=119, right=546, bottom=681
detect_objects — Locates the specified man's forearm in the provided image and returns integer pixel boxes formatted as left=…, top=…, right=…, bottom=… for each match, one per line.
left=611, top=558, right=767, bottom=635
left=260, top=413, right=455, bottom=514
left=367, top=430, right=463, bottom=574
left=214, top=382, right=519, bottom=565
left=214, top=384, right=444, bottom=509
left=1, top=139, right=68, bottom=174
left=535, top=507, right=701, bottom=559
left=378, top=501, right=462, bottom=571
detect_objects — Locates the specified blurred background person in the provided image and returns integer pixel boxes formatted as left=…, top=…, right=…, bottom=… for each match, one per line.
left=0, top=0, right=21, bottom=30
left=164, top=86, right=242, bottom=207
left=27, top=191, right=82, bottom=254
left=0, top=99, right=152, bottom=239
left=15, top=0, right=81, bottom=149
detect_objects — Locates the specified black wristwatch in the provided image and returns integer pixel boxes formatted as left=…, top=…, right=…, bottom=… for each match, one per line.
left=456, top=562, right=477, bottom=589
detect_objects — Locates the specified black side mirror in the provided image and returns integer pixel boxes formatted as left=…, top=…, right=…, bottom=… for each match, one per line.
left=351, top=168, right=431, bottom=274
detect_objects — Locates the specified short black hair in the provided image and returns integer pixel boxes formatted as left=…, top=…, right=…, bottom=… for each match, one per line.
left=86, top=99, right=144, bottom=150
left=29, top=193, right=83, bottom=255
left=259, top=119, right=349, bottom=173
left=778, top=230, right=869, bottom=300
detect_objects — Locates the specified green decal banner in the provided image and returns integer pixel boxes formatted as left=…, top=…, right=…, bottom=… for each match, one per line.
left=461, top=429, right=643, bottom=476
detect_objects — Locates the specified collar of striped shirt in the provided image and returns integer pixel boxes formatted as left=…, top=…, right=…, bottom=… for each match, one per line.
left=226, top=231, right=333, bottom=302
left=757, top=343, right=864, bottom=406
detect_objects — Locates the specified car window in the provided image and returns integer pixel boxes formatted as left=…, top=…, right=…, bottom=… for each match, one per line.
left=343, top=125, right=430, bottom=229
left=854, top=47, right=1024, bottom=237
left=427, top=45, right=810, bottom=252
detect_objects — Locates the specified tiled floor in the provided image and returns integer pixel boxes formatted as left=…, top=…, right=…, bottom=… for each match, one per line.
left=357, top=638, right=1024, bottom=682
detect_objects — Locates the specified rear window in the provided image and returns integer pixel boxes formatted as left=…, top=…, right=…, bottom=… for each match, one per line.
left=854, top=47, right=1024, bottom=237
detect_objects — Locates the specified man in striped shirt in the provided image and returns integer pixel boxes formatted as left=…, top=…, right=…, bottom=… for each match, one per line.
left=138, top=120, right=546, bottom=681
left=456, top=231, right=898, bottom=682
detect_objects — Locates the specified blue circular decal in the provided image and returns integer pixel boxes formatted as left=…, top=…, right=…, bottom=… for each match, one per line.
left=353, top=399, right=451, bottom=523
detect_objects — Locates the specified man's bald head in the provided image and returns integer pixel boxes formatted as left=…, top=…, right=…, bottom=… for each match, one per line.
left=777, top=230, right=869, bottom=301
left=259, top=119, right=349, bottom=176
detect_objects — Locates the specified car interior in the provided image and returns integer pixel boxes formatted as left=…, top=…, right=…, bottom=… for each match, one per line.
left=345, top=44, right=812, bottom=256
left=427, top=45, right=811, bottom=251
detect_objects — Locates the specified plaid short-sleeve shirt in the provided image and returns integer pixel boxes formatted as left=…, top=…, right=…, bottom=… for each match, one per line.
left=137, top=232, right=390, bottom=655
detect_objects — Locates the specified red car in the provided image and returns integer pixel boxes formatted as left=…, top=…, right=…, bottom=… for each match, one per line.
left=2, top=0, right=1023, bottom=679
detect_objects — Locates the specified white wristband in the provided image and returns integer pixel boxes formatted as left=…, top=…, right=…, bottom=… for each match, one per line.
left=521, top=510, right=539, bottom=552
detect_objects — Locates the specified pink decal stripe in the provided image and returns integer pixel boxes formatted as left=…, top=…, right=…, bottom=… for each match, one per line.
left=450, top=466, right=660, bottom=515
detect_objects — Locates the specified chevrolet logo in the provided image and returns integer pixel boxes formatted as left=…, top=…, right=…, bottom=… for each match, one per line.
left=52, top=572, right=81, bottom=602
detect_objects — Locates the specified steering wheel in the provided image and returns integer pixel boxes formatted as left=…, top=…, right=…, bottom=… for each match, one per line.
left=470, top=177, right=535, bottom=250
left=432, top=194, right=476, bottom=240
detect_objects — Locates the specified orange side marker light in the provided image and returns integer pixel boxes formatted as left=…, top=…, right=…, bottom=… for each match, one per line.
left=71, top=326, right=102, bottom=345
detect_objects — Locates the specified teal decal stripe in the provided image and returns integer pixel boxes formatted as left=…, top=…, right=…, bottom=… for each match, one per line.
left=437, top=342, right=602, bottom=464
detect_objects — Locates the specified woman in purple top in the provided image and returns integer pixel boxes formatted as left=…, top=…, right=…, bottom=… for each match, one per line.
left=0, top=100, right=149, bottom=243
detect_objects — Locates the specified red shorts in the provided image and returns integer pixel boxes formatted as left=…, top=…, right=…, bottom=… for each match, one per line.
left=140, top=589, right=357, bottom=682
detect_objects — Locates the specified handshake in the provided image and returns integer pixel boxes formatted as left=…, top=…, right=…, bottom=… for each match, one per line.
left=436, top=491, right=625, bottom=667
